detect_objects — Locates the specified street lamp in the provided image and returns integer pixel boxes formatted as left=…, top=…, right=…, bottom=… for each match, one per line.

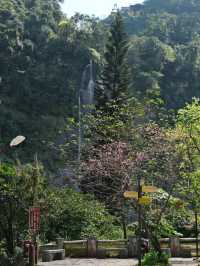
left=0, top=135, right=26, bottom=155
left=0, top=135, right=25, bottom=255
left=10, top=135, right=26, bottom=147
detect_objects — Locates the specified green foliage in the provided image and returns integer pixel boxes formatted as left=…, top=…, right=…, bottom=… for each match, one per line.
left=175, top=99, right=200, bottom=212
left=0, top=160, right=122, bottom=256
left=178, top=98, right=200, bottom=132
left=82, top=98, right=143, bottom=146
left=0, top=163, right=16, bottom=179
left=89, top=48, right=101, bottom=63
left=2, top=0, right=200, bottom=168
left=145, top=190, right=186, bottom=237
left=96, top=11, right=130, bottom=110
left=0, top=161, right=46, bottom=255
left=142, top=250, right=169, bottom=266
left=0, top=253, right=25, bottom=266
left=120, top=0, right=200, bottom=109
left=127, top=36, right=176, bottom=123
left=0, top=0, right=105, bottom=168
left=42, top=188, right=122, bottom=241
left=2, top=0, right=200, bottom=255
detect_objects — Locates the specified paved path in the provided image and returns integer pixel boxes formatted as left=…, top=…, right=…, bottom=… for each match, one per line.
left=38, top=259, right=137, bottom=266
left=38, top=258, right=199, bottom=266
left=170, top=258, right=198, bottom=265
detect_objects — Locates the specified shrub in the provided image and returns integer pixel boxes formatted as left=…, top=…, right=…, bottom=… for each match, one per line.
left=0, top=248, right=25, bottom=266
left=41, top=188, right=122, bottom=241
left=142, top=250, right=169, bottom=266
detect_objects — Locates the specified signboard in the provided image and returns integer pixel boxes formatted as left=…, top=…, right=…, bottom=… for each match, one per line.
left=138, top=196, right=152, bottom=205
left=29, top=207, right=40, bottom=232
left=142, top=186, right=158, bottom=193
left=124, top=191, right=138, bottom=199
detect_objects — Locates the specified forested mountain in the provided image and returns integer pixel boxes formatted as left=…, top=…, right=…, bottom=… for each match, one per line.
left=0, top=0, right=106, bottom=165
left=1, top=0, right=200, bottom=166
left=120, top=0, right=200, bottom=109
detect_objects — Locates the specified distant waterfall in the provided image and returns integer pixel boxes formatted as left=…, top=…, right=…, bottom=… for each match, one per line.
left=81, top=60, right=95, bottom=106
left=78, top=60, right=95, bottom=163
left=87, top=79, right=95, bottom=105
left=87, top=60, right=95, bottom=105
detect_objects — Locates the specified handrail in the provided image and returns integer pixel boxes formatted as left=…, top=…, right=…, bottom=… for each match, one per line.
left=63, top=240, right=87, bottom=244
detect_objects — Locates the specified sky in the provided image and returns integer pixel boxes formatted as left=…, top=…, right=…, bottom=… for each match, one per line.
left=61, top=0, right=144, bottom=18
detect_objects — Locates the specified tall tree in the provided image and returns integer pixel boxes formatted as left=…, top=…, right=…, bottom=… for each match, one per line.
left=96, top=11, right=130, bottom=110
left=81, top=141, right=133, bottom=238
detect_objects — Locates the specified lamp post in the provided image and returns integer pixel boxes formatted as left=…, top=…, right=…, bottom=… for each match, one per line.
left=195, top=210, right=199, bottom=260
left=0, top=135, right=26, bottom=155
left=0, top=136, right=25, bottom=255
left=137, top=176, right=142, bottom=266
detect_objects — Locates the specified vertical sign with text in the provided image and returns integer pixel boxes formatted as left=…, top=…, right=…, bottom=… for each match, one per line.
left=29, top=207, right=40, bottom=232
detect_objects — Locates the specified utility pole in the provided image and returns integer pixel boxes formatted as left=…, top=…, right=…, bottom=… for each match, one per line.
left=137, top=176, right=142, bottom=266
left=78, top=82, right=81, bottom=164
left=195, top=210, right=199, bottom=259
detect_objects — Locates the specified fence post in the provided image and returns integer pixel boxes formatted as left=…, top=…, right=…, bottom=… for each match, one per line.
left=128, top=236, right=138, bottom=258
left=56, top=238, right=64, bottom=249
left=87, top=238, right=97, bottom=258
left=170, top=237, right=180, bottom=257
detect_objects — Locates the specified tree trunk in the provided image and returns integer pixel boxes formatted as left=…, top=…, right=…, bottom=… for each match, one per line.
left=150, top=233, right=162, bottom=254
left=7, top=202, right=15, bottom=255
left=142, top=219, right=162, bottom=254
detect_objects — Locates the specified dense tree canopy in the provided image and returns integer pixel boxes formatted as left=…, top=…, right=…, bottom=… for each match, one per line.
left=0, top=0, right=105, bottom=167
left=120, top=0, right=200, bottom=109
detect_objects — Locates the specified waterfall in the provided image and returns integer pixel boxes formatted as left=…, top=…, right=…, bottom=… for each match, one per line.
left=87, top=60, right=95, bottom=105
left=78, top=60, right=95, bottom=162
left=81, top=60, right=94, bottom=106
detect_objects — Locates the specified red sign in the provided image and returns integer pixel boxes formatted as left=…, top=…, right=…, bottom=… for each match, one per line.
left=29, top=207, right=40, bottom=232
